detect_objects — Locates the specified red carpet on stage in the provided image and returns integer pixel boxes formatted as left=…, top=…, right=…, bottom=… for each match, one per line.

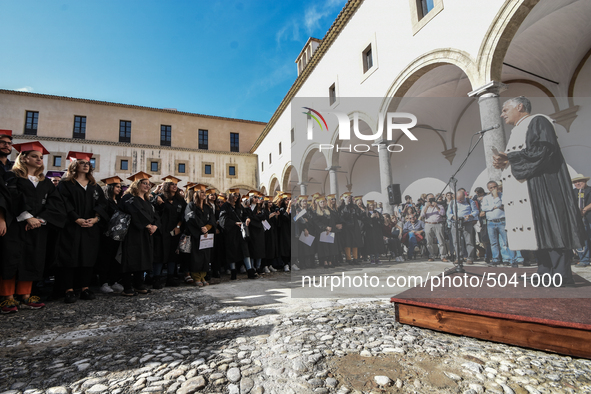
left=391, top=267, right=591, bottom=357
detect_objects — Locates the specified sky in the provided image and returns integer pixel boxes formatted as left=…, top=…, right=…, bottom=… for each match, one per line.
left=0, top=0, right=347, bottom=123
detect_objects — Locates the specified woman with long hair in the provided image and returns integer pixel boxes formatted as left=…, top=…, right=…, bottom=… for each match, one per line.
left=152, top=178, right=186, bottom=289
left=294, top=196, right=315, bottom=269
left=364, top=201, right=385, bottom=264
left=338, top=193, right=363, bottom=265
left=97, top=176, right=125, bottom=294
left=184, top=187, right=215, bottom=286
left=275, top=193, right=291, bottom=271
left=55, top=152, right=108, bottom=304
left=327, top=194, right=344, bottom=266
left=244, top=192, right=266, bottom=275
left=218, top=189, right=255, bottom=280
left=120, top=176, right=160, bottom=296
left=0, top=142, right=65, bottom=313
left=312, top=196, right=338, bottom=268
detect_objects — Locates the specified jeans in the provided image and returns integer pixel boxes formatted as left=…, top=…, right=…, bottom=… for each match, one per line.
left=407, top=233, right=418, bottom=258
left=577, top=220, right=591, bottom=265
left=488, top=220, right=515, bottom=264
left=230, top=257, right=253, bottom=270
left=451, top=221, right=475, bottom=260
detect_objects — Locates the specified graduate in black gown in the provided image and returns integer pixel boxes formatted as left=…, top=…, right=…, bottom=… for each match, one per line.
left=206, top=189, right=223, bottom=278
left=152, top=176, right=186, bottom=288
left=219, top=189, right=254, bottom=280
left=312, top=196, right=338, bottom=268
left=494, top=96, right=586, bottom=286
left=97, top=176, right=125, bottom=294
left=339, top=193, right=363, bottom=264
left=56, top=152, right=109, bottom=304
left=276, top=193, right=292, bottom=271
left=244, top=191, right=266, bottom=275
left=120, top=175, right=160, bottom=296
left=0, top=142, right=65, bottom=313
left=364, top=200, right=385, bottom=264
left=184, top=185, right=216, bottom=286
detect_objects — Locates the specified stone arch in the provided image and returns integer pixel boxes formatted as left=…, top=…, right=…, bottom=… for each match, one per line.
left=379, top=48, right=479, bottom=114
left=281, top=162, right=295, bottom=191
left=298, top=144, right=328, bottom=188
left=260, top=186, right=267, bottom=195
left=228, top=184, right=257, bottom=194
left=269, top=175, right=280, bottom=194
left=477, top=0, right=540, bottom=84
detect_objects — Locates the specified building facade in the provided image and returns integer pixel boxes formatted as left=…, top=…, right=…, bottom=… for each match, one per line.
left=0, top=89, right=265, bottom=191
left=253, top=0, right=591, bottom=210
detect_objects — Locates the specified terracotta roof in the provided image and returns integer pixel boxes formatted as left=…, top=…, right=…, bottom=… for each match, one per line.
left=12, top=134, right=257, bottom=157
left=249, top=0, right=363, bottom=153
left=0, top=89, right=267, bottom=126
left=295, top=37, right=323, bottom=62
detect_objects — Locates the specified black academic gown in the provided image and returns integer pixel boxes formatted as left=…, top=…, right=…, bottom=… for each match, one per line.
left=312, top=209, right=339, bottom=259
left=507, top=116, right=586, bottom=250
left=55, top=181, right=109, bottom=269
left=97, top=198, right=122, bottom=271
left=153, top=194, right=186, bottom=266
left=364, top=211, right=385, bottom=255
left=1, top=174, right=66, bottom=281
left=339, top=203, right=363, bottom=248
left=277, top=206, right=291, bottom=259
left=185, top=202, right=216, bottom=272
left=264, top=208, right=278, bottom=260
left=245, top=205, right=266, bottom=260
left=219, top=202, right=250, bottom=264
left=120, top=195, right=160, bottom=273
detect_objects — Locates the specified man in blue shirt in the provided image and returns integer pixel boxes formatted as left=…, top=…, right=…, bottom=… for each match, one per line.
left=481, top=181, right=517, bottom=267
left=446, top=188, right=479, bottom=264
left=402, top=214, right=425, bottom=260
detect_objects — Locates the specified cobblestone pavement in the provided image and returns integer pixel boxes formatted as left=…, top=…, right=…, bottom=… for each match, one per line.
left=1, top=265, right=591, bottom=394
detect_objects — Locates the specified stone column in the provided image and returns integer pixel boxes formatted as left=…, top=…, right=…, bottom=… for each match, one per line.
left=376, top=138, right=393, bottom=214
left=468, top=81, right=508, bottom=182
left=299, top=183, right=307, bottom=196
left=326, top=166, right=339, bottom=196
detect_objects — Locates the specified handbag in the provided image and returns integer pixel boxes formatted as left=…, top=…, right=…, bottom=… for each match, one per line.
left=178, top=234, right=192, bottom=253
left=104, top=210, right=131, bottom=241
left=241, top=223, right=250, bottom=240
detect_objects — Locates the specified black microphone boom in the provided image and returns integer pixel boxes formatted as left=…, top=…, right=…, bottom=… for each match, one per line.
left=476, top=124, right=500, bottom=134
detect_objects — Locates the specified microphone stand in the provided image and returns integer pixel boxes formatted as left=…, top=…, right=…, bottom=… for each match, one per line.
left=437, top=131, right=487, bottom=276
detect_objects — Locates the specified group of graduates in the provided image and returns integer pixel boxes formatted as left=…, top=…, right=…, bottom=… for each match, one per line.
left=0, top=130, right=294, bottom=314
left=292, top=192, right=398, bottom=269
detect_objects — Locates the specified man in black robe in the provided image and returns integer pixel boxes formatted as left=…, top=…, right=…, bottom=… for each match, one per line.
left=494, top=96, right=585, bottom=286
left=572, top=174, right=591, bottom=267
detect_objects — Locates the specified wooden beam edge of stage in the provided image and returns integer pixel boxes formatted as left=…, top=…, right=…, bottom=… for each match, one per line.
left=395, top=303, right=591, bottom=359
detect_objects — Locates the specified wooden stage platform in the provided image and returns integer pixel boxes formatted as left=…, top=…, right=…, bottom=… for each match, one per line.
left=390, top=266, right=591, bottom=358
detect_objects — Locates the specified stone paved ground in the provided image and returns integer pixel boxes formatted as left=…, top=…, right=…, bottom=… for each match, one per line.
left=1, top=265, right=591, bottom=394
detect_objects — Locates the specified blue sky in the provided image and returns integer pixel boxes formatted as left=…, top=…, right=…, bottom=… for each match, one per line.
left=0, top=0, right=347, bottom=122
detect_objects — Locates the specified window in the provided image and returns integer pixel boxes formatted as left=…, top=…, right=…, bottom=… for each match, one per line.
left=363, top=45, right=373, bottom=73
left=119, top=120, right=131, bottom=143
left=329, top=84, right=336, bottom=105
left=120, top=160, right=129, bottom=171
left=279, top=142, right=282, bottom=155
left=53, top=156, right=62, bottom=167
left=151, top=161, right=159, bottom=172
left=90, top=158, right=96, bottom=168
left=73, top=116, right=86, bottom=139
left=261, top=162, right=264, bottom=172
left=199, top=129, right=208, bottom=150
left=230, top=132, right=239, bottom=152
left=418, top=0, right=435, bottom=19
left=291, top=128, right=295, bottom=143
left=25, top=111, right=39, bottom=135
left=205, top=164, right=212, bottom=175
left=229, top=166, right=236, bottom=176
left=269, top=153, right=272, bottom=164
left=178, top=163, right=186, bottom=173
left=160, top=125, right=171, bottom=146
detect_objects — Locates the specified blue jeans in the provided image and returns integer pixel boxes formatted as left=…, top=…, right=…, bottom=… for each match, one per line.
left=407, top=233, right=418, bottom=258
left=577, top=220, right=591, bottom=265
left=488, top=220, right=515, bottom=264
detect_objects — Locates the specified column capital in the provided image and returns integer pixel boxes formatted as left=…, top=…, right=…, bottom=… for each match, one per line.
left=325, top=166, right=341, bottom=171
left=468, top=81, right=507, bottom=98
left=297, top=182, right=308, bottom=187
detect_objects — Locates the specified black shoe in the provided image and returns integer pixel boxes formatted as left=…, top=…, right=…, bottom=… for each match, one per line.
left=64, top=291, right=77, bottom=304
left=230, top=269, right=237, bottom=280
left=510, top=263, right=519, bottom=268
left=134, top=284, right=151, bottom=294
left=247, top=269, right=258, bottom=279
left=152, top=277, right=164, bottom=290
left=80, top=289, right=96, bottom=300
left=211, top=272, right=221, bottom=279
left=166, top=276, right=180, bottom=287
left=487, top=263, right=499, bottom=267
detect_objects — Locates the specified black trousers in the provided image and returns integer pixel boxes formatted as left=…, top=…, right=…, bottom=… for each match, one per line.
left=536, top=249, right=574, bottom=285
left=61, top=267, right=94, bottom=291
left=122, top=271, right=145, bottom=291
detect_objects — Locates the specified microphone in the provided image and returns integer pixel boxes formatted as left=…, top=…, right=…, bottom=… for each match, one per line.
left=476, top=124, right=500, bottom=135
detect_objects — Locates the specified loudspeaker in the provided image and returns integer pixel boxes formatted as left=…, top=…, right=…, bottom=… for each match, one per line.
left=387, top=184, right=402, bottom=205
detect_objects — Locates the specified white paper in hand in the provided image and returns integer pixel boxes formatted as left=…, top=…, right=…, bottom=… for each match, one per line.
left=199, top=234, right=214, bottom=249
left=319, top=231, right=335, bottom=243
left=298, top=231, right=315, bottom=247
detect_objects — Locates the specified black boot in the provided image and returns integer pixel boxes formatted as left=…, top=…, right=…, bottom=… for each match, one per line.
left=247, top=269, right=258, bottom=279
left=152, top=276, right=164, bottom=290
left=230, top=269, right=237, bottom=280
